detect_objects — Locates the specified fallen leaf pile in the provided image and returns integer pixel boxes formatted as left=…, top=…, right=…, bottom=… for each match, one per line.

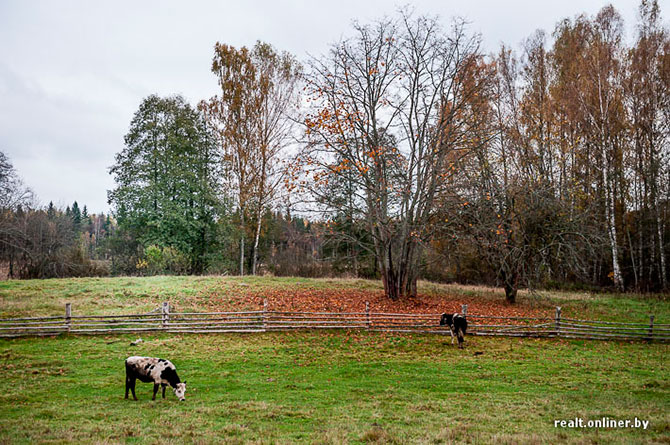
left=199, top=286, right=549, bottom=322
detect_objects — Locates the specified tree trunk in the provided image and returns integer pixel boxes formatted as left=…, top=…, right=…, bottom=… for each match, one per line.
left=251, top=206, right=262, bottom=276
left=382, top=268, right=399, bottom=300
left=378, top=240, right=419, bottom=300
left=380, top=242, right=397, bottom=300
left=603, top=161, right=623, bottom=290
left=656, top=206, right=667, bottom=289
left=403, top=243, right=421, bottom=298
left=627, top=228, right=638, bottom=289
left=192, top=226, right=206, bottom=275
left=504, top=283, right=517, bottom=304
left=503, top=269, right=518, bottom=304
left=239, top=212, right=245, bottom=276
left=381, top=270, right=418, bottom=300
left=406, top=273, right=418, bottom=298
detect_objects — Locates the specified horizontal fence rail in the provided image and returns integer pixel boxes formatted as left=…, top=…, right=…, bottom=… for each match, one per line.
left=0, top=302, right=668, bottom=342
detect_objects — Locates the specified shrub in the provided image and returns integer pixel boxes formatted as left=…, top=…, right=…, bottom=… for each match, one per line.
left=138, top=245, right=190, bottom=276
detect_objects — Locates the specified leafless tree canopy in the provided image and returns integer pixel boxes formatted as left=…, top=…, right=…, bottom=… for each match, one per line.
left=301, top=11, right=493, bottom=299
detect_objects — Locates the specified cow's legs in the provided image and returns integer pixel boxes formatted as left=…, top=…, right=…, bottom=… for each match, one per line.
left=125, top=363, right=138, bottom=400
left=127, top=377, right=137, bottom=400
left=152, top=383, right=159, bottom=401
left=125, top=364, right=130, bottom=399
left=161, top=383, right=167, bottom=399
left=450, top=327, right=455, bottom=344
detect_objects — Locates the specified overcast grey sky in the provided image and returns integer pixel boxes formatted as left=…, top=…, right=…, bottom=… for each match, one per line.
left=0, top=0, right=663, bottom=213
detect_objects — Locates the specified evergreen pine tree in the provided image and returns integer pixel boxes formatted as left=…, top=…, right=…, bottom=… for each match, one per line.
left=47, top=201, right=56, bottom=219
left=71, top=201, right=82, bottom=232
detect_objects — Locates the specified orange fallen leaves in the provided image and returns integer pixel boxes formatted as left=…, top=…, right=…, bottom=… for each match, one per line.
left=201, top=286, right=548, bottom=321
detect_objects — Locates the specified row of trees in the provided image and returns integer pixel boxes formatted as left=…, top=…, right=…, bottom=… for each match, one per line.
left=298, top=2, right=670, bottom=300
left=446, top=1, right=670, bottom=299
left=1, top=147, right=336, bottom=279
left=0, top=151, right=114, bottom=278
left=2, top=1, right=668, bottom=302
left=106, top=41, right=303, bottom=277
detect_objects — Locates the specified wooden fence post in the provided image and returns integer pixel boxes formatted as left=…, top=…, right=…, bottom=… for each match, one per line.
left=555, top=306, right=561, bottom=337
left=648, top=315, right=655, bottom=341
left=161, top=302, right=169, bottom=329
left=365, top=301, right=370, bottom=329
left=263, top=298, right=268, bottom=331
left=65, top=303, right=71, bottom=333
left=461, top=304, right=468, bottom=319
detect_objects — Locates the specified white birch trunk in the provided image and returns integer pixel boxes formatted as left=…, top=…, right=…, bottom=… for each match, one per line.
left=656, top=205, right=667, bottom=288
left=603, top=162, right=623, bottom=290
left=239, top=211, right=245, bottom=276
left=252, top=206, right=262, bottom=276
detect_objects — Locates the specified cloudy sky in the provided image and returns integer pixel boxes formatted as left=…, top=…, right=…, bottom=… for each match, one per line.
left=0, top=0, right=662, bottom=213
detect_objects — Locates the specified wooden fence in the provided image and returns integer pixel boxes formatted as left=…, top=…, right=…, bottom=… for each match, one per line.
left=0, top=302, right=668, bottom=342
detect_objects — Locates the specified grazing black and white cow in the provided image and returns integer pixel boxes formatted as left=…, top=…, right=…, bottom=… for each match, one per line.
left=440, top=313, right=467, bottom=348
left=125, top=356, right=187, bottom=401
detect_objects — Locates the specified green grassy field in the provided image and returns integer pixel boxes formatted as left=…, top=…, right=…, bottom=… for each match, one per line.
left=0, top=333, right=667, bottom=444
left=0, top=276, right=668, bottom=444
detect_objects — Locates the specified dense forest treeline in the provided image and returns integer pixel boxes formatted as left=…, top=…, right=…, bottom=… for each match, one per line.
left=1, top=1, right=669, bottom=301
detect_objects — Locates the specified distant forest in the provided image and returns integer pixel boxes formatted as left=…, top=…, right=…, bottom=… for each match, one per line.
left=1, top=1, right=669, bottom=301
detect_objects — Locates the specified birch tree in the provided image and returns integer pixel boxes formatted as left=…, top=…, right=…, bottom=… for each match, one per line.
left=625, top=0, right=670, bottom=289
left=553, top=7, right=627, bottom=290
left=201, top=41, right=300, bottom=275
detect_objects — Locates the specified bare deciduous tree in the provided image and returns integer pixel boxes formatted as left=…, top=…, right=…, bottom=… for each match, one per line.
left=301, top=11, right=490, bottom=299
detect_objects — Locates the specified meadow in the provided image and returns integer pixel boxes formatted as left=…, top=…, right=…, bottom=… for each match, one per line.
left=1, top=275, right=668, bottom=321
left=0, top=276, right=668, bottom=444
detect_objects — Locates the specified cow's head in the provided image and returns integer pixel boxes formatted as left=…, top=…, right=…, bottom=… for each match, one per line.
left=440, top=313, right=453, bottom=327
left=174, top=382, right=187, bottom=401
